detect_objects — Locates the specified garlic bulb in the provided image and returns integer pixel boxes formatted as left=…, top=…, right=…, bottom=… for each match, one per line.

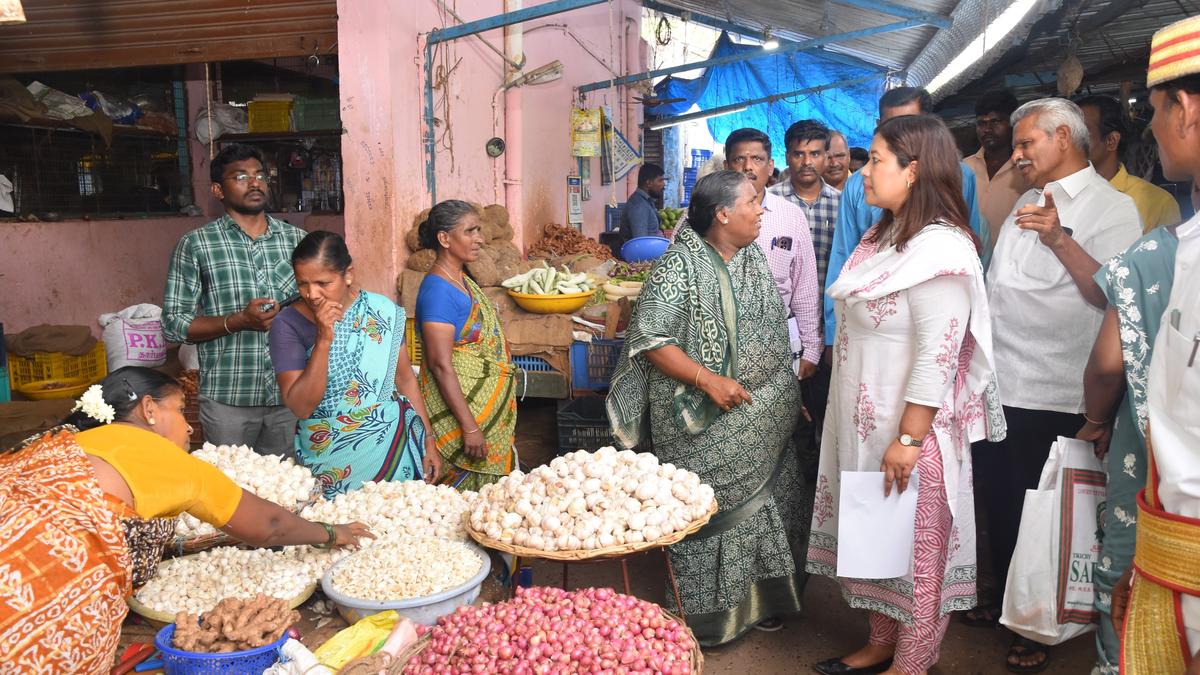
left=175, top=443, right=318, bottom=539
left=301, top=480, right=478, bottom=542
left=134, top=547, right=327, bottom=615
left=470, top=447, right=716, bottom=552
left=329, top=537, right=482, bottom=601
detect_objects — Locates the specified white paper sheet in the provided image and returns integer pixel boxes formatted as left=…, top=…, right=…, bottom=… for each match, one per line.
left=836, top=470, right=920, bottom=579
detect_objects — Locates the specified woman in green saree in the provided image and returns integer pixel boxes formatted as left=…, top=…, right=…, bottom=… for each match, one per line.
left=417, top=200, right=518, bottom=492
left=606, top=170, right=810, bottom=647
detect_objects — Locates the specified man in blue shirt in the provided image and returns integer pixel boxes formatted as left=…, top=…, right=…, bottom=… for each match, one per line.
left=823, top=87, right=989, bottom=350
left=618, top=163, right=666, bottom=245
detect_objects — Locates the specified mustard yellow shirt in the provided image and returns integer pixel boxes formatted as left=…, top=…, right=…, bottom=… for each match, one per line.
left=1111, top=164, right=1182, bottom=233
left=77, top=425, right=242, bottom=526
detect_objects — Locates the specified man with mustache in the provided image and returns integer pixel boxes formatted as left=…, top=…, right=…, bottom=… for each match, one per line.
left=964, top=90, right=1030, bottom=260
left=162, top=143, right=307, bottom=456
left=970, top=98, right=1141, bottom=672
left=725, top=128, right=821, bottom=385
left=823, top=130, right=852, bottom=191
left=768, top=119, right=841, bottom=457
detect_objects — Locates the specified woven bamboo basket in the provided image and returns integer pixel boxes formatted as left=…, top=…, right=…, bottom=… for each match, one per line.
left=391, top=606, right=703, bottom=673
left=464, top=500, right=717, bottom=561
left=126, top=580, right=318, bottom=628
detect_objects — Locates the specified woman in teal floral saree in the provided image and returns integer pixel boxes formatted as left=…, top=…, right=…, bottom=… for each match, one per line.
left=270, top=231, right=441, bottom=498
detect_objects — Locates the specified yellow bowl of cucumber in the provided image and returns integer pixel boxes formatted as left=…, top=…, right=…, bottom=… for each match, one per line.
left=503, top=263, right=597, bottom=314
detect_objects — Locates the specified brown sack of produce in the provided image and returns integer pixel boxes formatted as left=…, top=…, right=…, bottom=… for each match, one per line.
left=481, top=204, right=515, bottom=242
left=406, top=249, right=437, bottom=273
left=466, top=248, right=503, bottom=287
left=398, top=269, right=426, bottom=314
left=406, top=208, right=431, bottom=252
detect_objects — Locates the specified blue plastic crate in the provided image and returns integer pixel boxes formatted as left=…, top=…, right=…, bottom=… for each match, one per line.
left=570, top=339, right=623, bottom=391
left=690, top=149, right=712, bottom=167
left=155, top=623, right=287, bottom=674
left=512, top=355, right=553, bottom=372
left=605, top=204, right=626, bottom=233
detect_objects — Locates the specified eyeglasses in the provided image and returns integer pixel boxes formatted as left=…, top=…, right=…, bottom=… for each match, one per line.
left=728, top=155, right=769, bottom=168
left=228, top=172, right=268, bottom=184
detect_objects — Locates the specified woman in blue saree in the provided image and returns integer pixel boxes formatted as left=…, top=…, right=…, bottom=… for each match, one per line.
left=269, top=231, right=441, bottom=497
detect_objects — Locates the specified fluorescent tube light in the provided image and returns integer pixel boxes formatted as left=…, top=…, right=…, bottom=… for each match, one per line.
left=926, top=0, right=1039, bottom=95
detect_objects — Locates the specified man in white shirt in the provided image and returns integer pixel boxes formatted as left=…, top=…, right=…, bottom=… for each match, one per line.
left=1112, top=16, right=1200, bottom=674
left=969, top=97, right=1142, bottom=670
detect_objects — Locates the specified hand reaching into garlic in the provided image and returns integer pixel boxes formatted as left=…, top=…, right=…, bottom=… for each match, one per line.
left=469, top=447, right=716, bottom=552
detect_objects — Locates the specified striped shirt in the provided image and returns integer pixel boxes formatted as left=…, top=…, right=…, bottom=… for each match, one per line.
left=754, top=191, right=821, bottom=364
left=162, top=214, right=306, bottom=406
left=768, top=178, right=842, bottom=293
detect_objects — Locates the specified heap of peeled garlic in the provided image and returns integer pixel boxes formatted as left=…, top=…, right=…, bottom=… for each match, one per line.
left=134, top=547, right=326, bottom=615
left=328, top=536, right=483, bottom=601
left=469, top=447, right=716, bottom=551
left=175, top=443, right=318, bottom=539
left=301, top=480, right=478, bottom=542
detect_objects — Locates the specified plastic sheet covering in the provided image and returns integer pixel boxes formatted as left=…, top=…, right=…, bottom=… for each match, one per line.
left=647, top=32, right=887, bottom=163
left=905, top=0, right=1063, bottom=99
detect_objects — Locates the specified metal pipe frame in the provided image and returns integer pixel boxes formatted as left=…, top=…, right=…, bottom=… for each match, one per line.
left=424, top=0, right=605, bottom=203
left=643, top=72, right=883, bottom=129
left=577, top=16, right=940, bottom=94
left=640, top=0, right=888, bottom=74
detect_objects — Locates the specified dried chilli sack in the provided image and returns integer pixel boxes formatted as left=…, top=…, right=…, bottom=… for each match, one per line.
left=98, top=303, right=167, bottom=368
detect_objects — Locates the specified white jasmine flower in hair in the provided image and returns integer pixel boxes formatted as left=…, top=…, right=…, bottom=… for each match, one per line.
left=72, top=385, right=115, bottom=425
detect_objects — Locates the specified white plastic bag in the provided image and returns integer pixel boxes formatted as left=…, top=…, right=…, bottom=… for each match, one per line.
left=99, top=304, right=167, bottom=369
left=1000, top=436, right=1105, bottom=645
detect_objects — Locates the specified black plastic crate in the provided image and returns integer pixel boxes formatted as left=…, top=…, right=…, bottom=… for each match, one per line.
left=556, top=395, right=614, bottom=455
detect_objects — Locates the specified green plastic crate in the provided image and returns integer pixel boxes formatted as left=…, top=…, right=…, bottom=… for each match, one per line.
left=294, top=98, right=340, bottom=130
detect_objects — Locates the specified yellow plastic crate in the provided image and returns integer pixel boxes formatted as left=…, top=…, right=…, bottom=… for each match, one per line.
left=406, top=318, right=424, bottom=365
left=247, top=100, right=293, bottom=133
left=9, top=341, right=107, bottom=391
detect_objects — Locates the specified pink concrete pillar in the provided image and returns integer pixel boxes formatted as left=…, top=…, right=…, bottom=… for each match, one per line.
left=336, top=0, right=426, bottom=299
left=183, top=63, right=222, bottom=218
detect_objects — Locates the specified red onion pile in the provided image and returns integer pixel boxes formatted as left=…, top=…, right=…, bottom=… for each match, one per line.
left=404, top=586, right=697, bottom=674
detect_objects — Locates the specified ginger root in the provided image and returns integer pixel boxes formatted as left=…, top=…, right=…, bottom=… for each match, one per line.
left=173, top=594, right=299, bottom=653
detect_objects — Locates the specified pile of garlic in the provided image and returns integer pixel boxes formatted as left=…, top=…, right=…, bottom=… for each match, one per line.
left=134, top=547, right=325, bottom=615
left=175, top=443, right=318, bottom=539
left=328, top=537, right=482, bottom=601
left=470, top=447, right=716, bottom=551
left=301, top=480, right=477, bottom=542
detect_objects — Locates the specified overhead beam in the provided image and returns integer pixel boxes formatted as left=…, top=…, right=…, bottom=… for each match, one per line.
left=578, top=17, right=934, bottom=93
left=831, top=0, right=951, bottom=27
left=428, top=0, right=604, bottom=44
left=646, top=73, right=883, bottom=129
left=642, top=0, right=888, bottom=73
left=425, top=0, right=606, bottom=204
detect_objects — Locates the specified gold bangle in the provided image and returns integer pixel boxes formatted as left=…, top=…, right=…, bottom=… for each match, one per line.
left=694, top=365, right=706, bottom=388
left=223, top=314, right=233, bottom=335
left=463, top=427, right=480, bottom=434
left=1083, top=413, right=1109, bottom=425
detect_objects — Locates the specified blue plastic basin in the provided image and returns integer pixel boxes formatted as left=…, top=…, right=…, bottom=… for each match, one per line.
left=621, top=236, right=670, bottom=262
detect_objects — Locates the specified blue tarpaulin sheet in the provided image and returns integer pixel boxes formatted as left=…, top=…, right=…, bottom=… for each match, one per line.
left=649, top=32, right=887, bottom=164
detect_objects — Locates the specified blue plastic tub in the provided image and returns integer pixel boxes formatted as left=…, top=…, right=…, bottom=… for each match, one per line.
left=621, top=236, right=670, bottom=263
left=154, top=623, right=286, bottom=674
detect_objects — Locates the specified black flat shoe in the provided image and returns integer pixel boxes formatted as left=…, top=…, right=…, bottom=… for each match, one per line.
left=813, top=656, right=894, bottom=675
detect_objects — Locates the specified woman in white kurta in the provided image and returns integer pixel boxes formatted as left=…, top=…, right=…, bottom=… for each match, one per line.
left=808, top=115, right=1005, bottom=675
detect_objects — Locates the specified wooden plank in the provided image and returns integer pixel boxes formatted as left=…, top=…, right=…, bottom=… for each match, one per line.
left=0, top=0, right=338, bottom=73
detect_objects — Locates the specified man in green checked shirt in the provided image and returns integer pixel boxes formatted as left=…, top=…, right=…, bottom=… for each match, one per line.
left=163, top=144, right=307, bottom=456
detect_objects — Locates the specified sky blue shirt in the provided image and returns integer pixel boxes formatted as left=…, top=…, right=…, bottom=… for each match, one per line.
left=823, top=162, right=989, bottom=345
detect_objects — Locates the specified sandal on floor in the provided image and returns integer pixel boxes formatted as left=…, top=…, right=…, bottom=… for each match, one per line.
left=1006, top=635, right=1051, bottom=674
left=961, top=604, right=1002, bottom=628
left=754, top=617, right=784, bottom=632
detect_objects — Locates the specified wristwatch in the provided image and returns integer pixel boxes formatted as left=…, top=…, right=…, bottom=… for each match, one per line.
left=898, top=433, right=923, bottom=447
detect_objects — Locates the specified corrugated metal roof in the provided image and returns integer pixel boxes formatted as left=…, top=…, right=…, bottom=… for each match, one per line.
left=936, top=0, right=1194, bottom=116
left=0, top=0, right=338, bottom=73
left=648, top=0, right=955, bottom=71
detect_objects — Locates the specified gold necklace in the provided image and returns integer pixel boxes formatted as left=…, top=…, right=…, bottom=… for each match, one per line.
left=436, top=261, right=469, bottom=294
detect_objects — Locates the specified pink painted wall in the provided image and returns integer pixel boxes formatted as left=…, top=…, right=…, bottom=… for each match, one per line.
left=337, top=0, right=645, bottom=296
left=1, top=214, right=343, bottom=337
